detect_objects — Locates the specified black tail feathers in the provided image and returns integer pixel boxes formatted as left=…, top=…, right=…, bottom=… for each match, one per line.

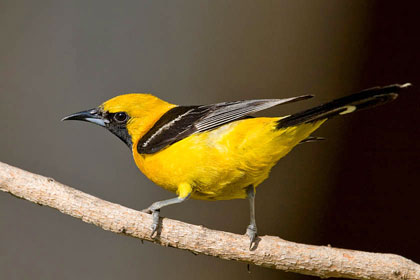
left=277, top=83, right=411, bottom=129
left=299, top=136, right=326, bottom=144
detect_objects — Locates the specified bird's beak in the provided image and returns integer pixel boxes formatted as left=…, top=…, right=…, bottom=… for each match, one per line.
left=61, top=108, right=107, bottom=127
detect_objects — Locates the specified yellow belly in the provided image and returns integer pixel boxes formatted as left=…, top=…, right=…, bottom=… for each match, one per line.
left=132, top=117, right=324, bottom=200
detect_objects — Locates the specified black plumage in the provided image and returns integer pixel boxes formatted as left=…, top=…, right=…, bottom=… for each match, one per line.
left=277, top=84, right=410, bottom=129
left=137, top=95, right=312, bottom=154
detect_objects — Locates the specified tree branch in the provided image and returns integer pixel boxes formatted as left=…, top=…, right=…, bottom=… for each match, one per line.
left=0, top=161, right=418, bottom=280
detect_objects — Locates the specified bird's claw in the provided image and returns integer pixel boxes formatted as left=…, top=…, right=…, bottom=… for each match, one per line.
left=150, top=209, right=160, bottom=237
left=142, top=208, right=160, bottom=237
left=246, top=224, right=257, bottom=249
left=141, top=208, right=152, bottom=214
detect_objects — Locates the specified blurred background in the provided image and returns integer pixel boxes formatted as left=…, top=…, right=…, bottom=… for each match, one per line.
left=1, top=1, right=419, bottom=279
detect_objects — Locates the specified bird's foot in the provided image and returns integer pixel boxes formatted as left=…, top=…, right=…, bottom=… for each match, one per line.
left=142, top=208, right=160, bottom=237
left=246, top=224, right=257, bottom=249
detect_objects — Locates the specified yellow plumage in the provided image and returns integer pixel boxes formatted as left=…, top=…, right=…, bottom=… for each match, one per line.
left=133, top=117, right=323, bottom=200
left=101, top=94, right=323, bottom=200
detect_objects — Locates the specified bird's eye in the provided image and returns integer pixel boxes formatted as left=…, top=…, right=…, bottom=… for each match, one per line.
left=114, top=112, right=128, bottom=123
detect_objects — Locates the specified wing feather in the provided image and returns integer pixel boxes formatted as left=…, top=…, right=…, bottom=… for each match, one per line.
left=195, top=96, right=312, bottom=131
left=137, top=95, right=313, bottom=154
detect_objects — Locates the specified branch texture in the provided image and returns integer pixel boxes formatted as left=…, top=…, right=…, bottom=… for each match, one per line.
left=0, top=161, right=419, bottom=280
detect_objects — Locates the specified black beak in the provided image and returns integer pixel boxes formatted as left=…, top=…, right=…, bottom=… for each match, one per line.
left=61, top=108, right=107, bottom=127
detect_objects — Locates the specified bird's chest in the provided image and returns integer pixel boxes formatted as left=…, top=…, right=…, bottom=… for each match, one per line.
left=132, top=126, right=261, bottom=199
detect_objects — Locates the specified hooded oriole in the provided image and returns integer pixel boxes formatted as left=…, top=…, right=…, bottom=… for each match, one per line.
left=63, top=83, right=410, bottom=248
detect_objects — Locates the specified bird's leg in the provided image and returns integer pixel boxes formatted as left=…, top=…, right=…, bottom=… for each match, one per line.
left=142, top=193, right=191, bottom=237
left=245, top=185, right=257, bottom=249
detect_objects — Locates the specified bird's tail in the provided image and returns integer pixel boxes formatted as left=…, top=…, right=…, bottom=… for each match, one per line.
left=276, top=83, right=411, bottom=129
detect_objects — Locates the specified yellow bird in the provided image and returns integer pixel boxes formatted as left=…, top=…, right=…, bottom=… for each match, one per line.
left=62, top=83, right=410, bottom=248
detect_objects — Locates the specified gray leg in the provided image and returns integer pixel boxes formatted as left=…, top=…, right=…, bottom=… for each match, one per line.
left=245, top=185, right=257, bottom=249
left=143, top=194, right=191, bottom=237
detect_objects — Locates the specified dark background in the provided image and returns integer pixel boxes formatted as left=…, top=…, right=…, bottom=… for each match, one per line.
left=1, top=1, right=419, bottom=279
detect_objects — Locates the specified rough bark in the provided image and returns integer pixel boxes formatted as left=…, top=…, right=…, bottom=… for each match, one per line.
left=0, top=161, right=419, bottom=280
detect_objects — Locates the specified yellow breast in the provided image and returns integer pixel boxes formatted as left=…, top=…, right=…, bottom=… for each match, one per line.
left=132, top=117, right=323, bottom=200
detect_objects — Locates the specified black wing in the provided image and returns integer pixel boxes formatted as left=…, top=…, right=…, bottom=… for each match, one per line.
left=137, top=95, right=312, bottom=154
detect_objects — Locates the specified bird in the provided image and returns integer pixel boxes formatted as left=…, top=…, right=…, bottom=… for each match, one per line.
left=62, top=83, right=411, bottom=248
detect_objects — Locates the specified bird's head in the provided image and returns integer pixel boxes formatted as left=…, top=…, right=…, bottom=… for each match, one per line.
left=62, top=94, right=176, bottom=150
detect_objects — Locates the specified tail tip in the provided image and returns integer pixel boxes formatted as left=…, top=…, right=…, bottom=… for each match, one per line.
left=400, top=82, right=412, bottom=88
